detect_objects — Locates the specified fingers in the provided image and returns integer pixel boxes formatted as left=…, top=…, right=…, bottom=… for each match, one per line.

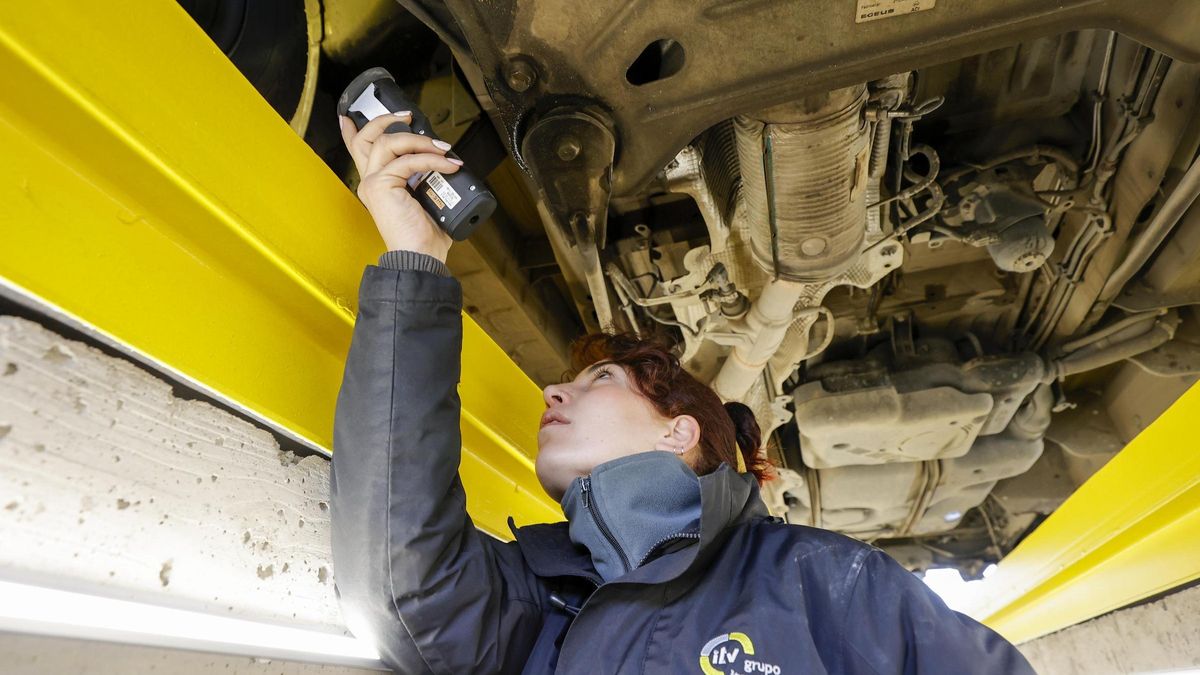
left=364, top=130, right=457, bottom=176
left=339, top=112, right=413, bottom=175
left=359, top=153, right=464, bottom=195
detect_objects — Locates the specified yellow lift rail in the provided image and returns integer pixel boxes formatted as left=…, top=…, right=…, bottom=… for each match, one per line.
left=0, top=1, right=560, bottom=536
left=972, top=382, right=1200, bottom=643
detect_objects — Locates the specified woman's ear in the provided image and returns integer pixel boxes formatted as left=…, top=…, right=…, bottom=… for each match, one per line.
left=654, top=415, right=701, bottom=456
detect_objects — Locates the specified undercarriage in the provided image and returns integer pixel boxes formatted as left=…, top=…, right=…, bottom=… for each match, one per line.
left=184, top=0, right=1200, bottom=576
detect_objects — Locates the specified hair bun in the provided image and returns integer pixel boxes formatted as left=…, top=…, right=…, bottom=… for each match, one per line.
left=724, top=402, right=774, bottom=483
left=723, top=401, right=761, bottom=454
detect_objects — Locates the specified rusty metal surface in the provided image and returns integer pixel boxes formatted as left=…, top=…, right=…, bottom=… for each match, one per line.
left=427, top=0, right=1200, bottom=197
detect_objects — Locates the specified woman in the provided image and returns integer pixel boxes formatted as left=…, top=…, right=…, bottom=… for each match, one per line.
left=329, top=112, right=1034, bottom=674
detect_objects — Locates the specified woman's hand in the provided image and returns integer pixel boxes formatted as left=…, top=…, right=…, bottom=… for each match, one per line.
left=338, top=112, right=462, bottom=263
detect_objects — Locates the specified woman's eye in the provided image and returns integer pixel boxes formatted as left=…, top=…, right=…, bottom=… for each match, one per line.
left=593, top=367, right=612, bottom=380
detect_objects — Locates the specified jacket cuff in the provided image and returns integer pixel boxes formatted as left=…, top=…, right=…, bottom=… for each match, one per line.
left=378, top=250, right=451, bottom=277
left=358, top=263, right=462, bottom=307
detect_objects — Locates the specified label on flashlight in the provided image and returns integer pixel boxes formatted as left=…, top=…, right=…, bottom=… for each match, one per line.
left=425, top=172, right=462, bottom=209
left=855, top=0, right=935, bottom=23
left=424, top=186, right=445, bottom=210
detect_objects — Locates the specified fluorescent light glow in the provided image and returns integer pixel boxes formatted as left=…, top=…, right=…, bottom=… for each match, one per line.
left=0, top=580, right=383, bottom=669
left=922, top=564, right=997, bottom=616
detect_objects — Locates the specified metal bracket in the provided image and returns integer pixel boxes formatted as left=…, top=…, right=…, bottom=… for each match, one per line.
left=521, top=106, right=615, bottom=247
left=520, top=106, right=618, bottom=330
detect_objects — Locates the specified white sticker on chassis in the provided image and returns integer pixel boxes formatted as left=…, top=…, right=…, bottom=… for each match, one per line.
left=855, top=0, right=936, bottom=23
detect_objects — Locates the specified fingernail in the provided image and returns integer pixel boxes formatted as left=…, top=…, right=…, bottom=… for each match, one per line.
left=447, top=157, right=464, bottom=166
left=394, top=110, right=412, bottom=118
left=433, top=139, right=453, bottom=151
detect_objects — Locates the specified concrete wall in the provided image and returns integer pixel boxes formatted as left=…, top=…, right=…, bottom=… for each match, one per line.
left=0, top=313, right=358, bottom=667
left=1019, top=582, right=1200, bottom=674
left=0, top=633, right=381, bottom=675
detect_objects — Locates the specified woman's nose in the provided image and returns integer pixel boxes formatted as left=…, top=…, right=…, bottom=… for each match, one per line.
left=543, top=382, right=570, bottom=407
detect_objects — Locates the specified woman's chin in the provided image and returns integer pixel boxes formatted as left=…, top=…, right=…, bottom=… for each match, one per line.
left=535, top=451, right=582, bottom=500
left=534, top=463, right=569, bottom=503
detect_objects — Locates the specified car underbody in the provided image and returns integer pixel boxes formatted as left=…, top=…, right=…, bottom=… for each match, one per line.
left=182, top=0, right=1200, bottom=577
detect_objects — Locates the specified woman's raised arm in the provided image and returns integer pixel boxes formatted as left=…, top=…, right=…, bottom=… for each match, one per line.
left=329, top=114, right=545, bottom=673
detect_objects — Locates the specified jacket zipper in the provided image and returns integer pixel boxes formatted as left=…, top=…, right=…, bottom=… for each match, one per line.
left=581, top=477, right=632, bottom=573
left=636, top=531, right=700, bottom=567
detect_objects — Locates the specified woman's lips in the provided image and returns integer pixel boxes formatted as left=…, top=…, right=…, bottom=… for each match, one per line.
left=539, top=411, right=570, bottom=429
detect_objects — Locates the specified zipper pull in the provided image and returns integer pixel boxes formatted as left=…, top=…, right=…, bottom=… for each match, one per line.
left=581, top=477, right=591, bottom=508
left=548, top=593, right=581, bottom=617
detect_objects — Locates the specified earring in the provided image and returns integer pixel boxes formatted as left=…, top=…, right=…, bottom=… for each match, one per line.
left=674, top=446, right=684, bottom=455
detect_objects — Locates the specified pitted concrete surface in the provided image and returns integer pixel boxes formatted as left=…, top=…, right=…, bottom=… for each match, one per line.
left=0, top=315, right=341, bottom=633
left=1019, top=582, right=1200, bottom=674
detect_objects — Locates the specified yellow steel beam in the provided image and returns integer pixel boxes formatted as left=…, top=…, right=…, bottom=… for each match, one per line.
left=0, top=1, right=560, bottom=536
left=971, top=382, right=1200, bottom=643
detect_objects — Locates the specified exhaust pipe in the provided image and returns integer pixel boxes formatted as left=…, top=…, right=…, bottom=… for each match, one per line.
left=735, top=85, right=870, bottom=281
left=714, top=85, right=871, bottom=400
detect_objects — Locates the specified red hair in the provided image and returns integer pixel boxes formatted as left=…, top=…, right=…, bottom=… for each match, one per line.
left=569, top=332, right=775, bottom=485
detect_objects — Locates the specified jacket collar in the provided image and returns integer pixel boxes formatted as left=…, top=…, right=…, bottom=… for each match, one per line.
left=510, top=459, right=769, bottom=587
left=559, top=451, right=703, bottom=583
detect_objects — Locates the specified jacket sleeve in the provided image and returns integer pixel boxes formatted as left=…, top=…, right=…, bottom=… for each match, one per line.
left=839, top=550, right=1035, bottom=675
left=330, top=255, right=544, bottom=674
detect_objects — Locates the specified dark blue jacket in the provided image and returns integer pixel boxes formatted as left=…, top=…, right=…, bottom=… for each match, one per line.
left=330, top=259, right=1035, bottom=674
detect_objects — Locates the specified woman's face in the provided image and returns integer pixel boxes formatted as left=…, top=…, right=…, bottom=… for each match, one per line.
left=535, top=360, right=699, bottom=501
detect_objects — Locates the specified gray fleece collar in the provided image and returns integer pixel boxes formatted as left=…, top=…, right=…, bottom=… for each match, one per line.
left=559, top=451, right=702, bottom=583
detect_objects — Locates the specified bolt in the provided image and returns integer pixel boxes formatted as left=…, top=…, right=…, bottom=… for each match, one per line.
left=506, top=60, right=536, bottom=93
left=556, top=135, right=582, bottom=162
